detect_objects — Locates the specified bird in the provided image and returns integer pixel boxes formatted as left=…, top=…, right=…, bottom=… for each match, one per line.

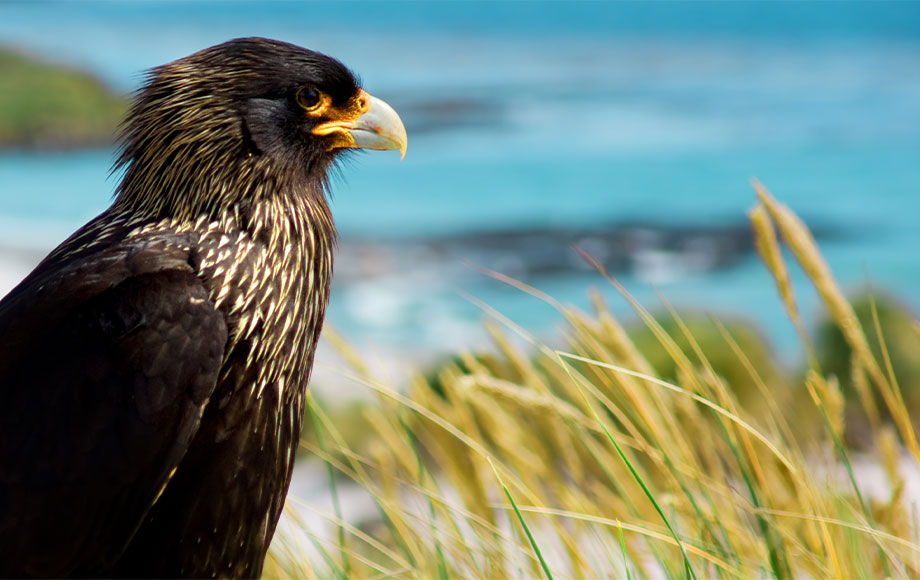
left=0, top=37, right=406, bottom=578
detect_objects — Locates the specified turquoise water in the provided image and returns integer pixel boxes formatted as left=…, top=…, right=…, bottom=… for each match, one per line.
left=1, top=2, right=919, bottom=360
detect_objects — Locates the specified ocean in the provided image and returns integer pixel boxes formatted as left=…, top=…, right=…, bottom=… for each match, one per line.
left=1, top=1, right=919, bottom=364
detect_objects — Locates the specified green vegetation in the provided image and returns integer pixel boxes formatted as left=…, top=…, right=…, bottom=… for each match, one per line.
left=814, top=291, right=920, bottom=447
left=628, top=310, right=788, bottom=417
left=0, top=47, right=126, bottom=149
left=265, top=184, right=920, bottom=578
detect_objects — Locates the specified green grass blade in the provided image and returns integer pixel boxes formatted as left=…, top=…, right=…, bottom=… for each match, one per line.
left=618, top=520, right=633, bottom=580
left=303, top=526, right=348, bottom=580
left=486, top=457, right=555, bottom=580
left=556, top=351, right=698, bottom=580
left=305, top=393, right=351, bottom=578
left=806, top=375, right=893, bottom=577
left=398, top=414, right=450, bottom=580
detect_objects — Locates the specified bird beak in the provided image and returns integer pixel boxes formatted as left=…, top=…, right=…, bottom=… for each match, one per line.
left=313, top=91, right=408, bottom=159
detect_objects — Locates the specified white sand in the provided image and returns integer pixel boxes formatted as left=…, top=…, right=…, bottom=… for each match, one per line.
left=0, top=247, right=46, bottom=297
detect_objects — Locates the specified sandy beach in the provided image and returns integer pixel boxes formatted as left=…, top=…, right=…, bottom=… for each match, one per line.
left=0, top=244, right=48, bottom=297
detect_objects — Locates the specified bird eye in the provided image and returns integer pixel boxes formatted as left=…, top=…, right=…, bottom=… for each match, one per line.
left=296, top=85, right=323, bottom=112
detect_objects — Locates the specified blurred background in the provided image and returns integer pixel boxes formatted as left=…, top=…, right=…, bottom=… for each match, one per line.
left=1, top=0, right=919, bottom=370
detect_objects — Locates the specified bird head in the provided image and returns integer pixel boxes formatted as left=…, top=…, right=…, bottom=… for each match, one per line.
left=114, top=37, right=407, bottom=220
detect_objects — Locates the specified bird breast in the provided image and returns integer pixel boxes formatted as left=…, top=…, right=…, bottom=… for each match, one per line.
left=131, top=195, right=334, bottom=406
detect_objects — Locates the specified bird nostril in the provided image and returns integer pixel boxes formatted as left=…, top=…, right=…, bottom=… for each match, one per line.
left=357, top=96, right=369, bottom=112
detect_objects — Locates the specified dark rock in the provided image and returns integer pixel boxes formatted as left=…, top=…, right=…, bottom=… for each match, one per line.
left=334, top=219, right=841, bottom=285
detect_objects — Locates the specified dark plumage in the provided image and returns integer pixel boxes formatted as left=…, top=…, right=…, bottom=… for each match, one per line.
left=0, top=37, right=406, bottom=578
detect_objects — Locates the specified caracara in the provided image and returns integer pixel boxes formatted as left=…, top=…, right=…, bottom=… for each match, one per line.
left=0, top=37, right=406, bottom=577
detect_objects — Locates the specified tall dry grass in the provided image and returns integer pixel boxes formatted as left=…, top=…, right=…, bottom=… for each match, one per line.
left=266, top=184, right=920, bottom=579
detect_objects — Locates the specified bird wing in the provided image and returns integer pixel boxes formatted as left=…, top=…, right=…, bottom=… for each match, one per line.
left=0, top=233, right=229, bottom=577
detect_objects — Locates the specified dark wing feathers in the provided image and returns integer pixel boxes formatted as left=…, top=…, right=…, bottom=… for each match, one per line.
left=0, top=234, right=228, bottom=577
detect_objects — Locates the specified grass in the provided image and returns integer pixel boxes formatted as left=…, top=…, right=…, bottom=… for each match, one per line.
left=265, top=182, right=920, bottom=578
left=0, top=47, right=126, bottom=149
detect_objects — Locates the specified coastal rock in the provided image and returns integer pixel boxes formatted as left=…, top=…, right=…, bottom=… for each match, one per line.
left=334, top=220, right=838, bottom=286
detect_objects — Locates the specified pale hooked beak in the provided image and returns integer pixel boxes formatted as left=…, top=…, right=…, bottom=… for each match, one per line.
left=313, top=91, right=408, bottom=159
left=348, top=93, right=407, bottom=159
